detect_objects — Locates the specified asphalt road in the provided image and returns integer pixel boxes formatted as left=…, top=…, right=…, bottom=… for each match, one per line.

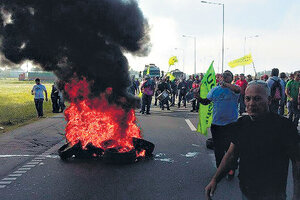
left=0, top=105, right=297, bottom=200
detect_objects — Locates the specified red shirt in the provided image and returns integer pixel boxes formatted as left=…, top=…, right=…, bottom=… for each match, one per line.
left=236, top=79, right=248, bottom=95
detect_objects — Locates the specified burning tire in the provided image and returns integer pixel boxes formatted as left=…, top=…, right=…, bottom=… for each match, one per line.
left=58, top=137, right=155, bottom=163
left=103, top=149, right=137, bottom=164
left=58, top=142, right=82, bottom=160
left=133, top=137, right=155, bottom=157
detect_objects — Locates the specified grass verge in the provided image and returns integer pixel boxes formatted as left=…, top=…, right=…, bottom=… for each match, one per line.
left=0, top=78, right=64, bottom=134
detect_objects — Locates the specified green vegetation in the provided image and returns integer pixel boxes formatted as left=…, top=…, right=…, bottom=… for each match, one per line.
left=0, top=78, right=59, bottom=133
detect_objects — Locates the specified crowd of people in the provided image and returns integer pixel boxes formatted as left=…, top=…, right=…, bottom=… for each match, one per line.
left=129, top=73, right=205, bottom=114
left=131, top=69, right=300, bottom=124
left=131, top=68, right=300, bottom=200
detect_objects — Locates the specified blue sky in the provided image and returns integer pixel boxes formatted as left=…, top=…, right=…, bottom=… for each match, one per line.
left=127, top=0, right=300, bottom=75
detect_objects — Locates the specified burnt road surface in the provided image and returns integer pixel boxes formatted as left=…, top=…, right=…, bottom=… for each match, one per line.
left=0, top=106, right=298, bottom=200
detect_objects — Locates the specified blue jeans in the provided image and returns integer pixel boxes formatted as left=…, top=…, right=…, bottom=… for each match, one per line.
left=288, top=100, right=300, bottom=126
left=34, top=98, right=44, bottom=117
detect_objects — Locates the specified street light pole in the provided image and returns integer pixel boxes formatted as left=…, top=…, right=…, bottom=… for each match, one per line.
left=201, top=1, right=224, bottom=73
left=182, top=35, right=197, bottom=74
left=243, top=35, right=259, bottom=73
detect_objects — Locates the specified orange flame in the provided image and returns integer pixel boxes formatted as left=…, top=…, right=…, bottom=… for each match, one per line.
left=64, top=78, right=142, bottom=152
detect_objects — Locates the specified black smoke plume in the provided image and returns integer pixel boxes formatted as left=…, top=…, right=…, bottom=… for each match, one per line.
left=0, top=0, right=150, bottom=108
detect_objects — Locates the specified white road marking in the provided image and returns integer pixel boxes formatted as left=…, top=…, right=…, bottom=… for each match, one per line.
left=0, top=155, right=48, bottom=158
left=2, top=178, right=16, bottom=181
left=0, top=140, right=65, bottom=189
left=27, top=162, right=39, bottom=165
left=8, top=174, right=22, bottom=177
left=18, top=168, right=31, bottom=171
left=185, top=119, right=197, bottom=131
left=181, top=152, right=200, bottom=158
left=0, top=181, right=12, bottom=184
left=35, top=156, right=46, bottom=159
left=0, top=153, right=62, bottom=159
left=23, top=165, right=35, bottom=168
left=13, top=171, right=27, bottom=174
left=0, top=155, right=34, bottom=158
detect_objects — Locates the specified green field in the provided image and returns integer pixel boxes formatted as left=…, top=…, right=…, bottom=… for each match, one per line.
left=0, top=78, right=59, bottom=132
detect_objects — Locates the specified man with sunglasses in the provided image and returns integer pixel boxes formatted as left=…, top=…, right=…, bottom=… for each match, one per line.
left=197, top=70, right=241, bottom=179
left=205, top=80, right=300, bottom=200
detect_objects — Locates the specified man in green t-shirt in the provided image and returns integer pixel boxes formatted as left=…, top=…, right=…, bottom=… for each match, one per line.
left=285, top=71, right=300, bottom=126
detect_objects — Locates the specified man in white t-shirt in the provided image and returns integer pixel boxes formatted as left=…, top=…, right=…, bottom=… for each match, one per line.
left=31, top=78, right=48, bottom=117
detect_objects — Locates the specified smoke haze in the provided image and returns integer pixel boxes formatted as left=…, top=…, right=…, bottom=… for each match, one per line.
left=0, top=0, right=151, bottom=107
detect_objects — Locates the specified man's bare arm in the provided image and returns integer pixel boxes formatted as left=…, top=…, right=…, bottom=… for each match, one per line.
left=205, top=143, right=237, bottom=200
left=222, top=82, right=240, bottom=94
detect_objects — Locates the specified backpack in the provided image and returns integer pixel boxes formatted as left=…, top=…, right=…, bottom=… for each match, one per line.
left=270, top=79, right=282, bottom=100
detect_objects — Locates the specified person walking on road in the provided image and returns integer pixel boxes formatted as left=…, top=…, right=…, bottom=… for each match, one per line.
left=140, top=75, right=155, bottom=114
left=285, top=71, right=300, bottom=126
left=205, top=80, right=300, bottom=200
left=51, top=82, right=59, bottom=113
left=177, top=77, right=188, bottom=108
left=190, top=75, right=201, bottom=112
left=197, top=70, right=241, bottom=179
left=236, top=73, right=248, bottom=115
left=157, top=77, right=171, bottom=111
left=266, top=68, right=285, bottom=114
left=170, top=78, right=178, bottom=107
left=279, top=72, right=288, bottom=115
left=31, top=78, right=48, bottom=118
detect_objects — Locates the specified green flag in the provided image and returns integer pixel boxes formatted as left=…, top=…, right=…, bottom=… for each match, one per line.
left=197, top=61, right=216, bottom=136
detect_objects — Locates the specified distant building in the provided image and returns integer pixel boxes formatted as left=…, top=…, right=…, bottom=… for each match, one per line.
left=1, top=70, right=24, bottom=78
left=143, top=64, right=160, bottom=78
left=19, top=71, right=57, bottom=81
left=170, top=69, right=185, bottom=79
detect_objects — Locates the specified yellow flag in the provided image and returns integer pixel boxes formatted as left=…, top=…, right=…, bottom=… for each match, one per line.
left=138, top=91, right=143, bottom=98
left=228, top=54, right=253, bottom=68
left=146, top=66, right=150, bottom=75
left=166, top=72, right=176, bottom=81
left=168, top=56, right=178, bottom=66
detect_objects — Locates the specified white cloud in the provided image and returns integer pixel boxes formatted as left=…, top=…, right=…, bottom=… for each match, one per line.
left=127, top=17, right=180, bottom=72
